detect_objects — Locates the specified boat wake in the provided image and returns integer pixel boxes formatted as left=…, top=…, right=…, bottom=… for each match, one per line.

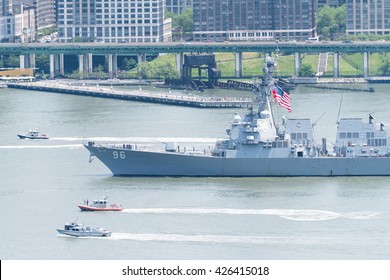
left=108, top=233, right=337, bottom=245
left=57, top=232, right=318, bottom=244
left=121, top=208, right=381, bottom=221
left=0, top=144, right=83, bottom=149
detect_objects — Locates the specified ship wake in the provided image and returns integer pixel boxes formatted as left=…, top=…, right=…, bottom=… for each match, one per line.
left=121, top=208, right=381, bottom=221
left=0, top=144, right=82, bottom=149
left=108, top=233, right=320, bottom=244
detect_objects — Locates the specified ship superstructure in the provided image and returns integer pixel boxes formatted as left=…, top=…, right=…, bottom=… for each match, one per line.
left=84, top=57, right=390, bottom=176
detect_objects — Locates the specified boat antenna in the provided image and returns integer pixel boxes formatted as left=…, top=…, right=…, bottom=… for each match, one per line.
left=311, top=112, right=326, bottom=148
left=336, top=92, right=344, bottom=124
left=313, top=112, right=326, bottom=127
left=82, top=125, right=87, bottom=144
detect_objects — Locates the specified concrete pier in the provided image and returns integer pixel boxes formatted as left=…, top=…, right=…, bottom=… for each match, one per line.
left=8, top=82, right=252, bottom=109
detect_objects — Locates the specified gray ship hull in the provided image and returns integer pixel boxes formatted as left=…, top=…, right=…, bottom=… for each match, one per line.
left=85, top=145, right=390, bottom=176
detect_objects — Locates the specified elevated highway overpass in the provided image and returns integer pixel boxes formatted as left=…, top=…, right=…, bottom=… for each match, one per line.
left=0, top=41, right=388, bottom=79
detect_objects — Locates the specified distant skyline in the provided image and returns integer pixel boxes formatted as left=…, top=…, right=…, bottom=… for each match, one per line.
left=12, top=0, right=34, bottom=4
left=192, top=0, right=317, bottom=42
left=57, top=0, right=171, bottom=43
left=346, top=0, right=390, bottom=36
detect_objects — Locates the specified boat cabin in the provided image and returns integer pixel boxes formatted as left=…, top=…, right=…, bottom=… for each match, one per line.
left=90, top=199, right=108, bottom=208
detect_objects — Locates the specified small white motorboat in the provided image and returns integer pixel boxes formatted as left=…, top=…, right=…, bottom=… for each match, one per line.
left=57, top=221, right=111, bottom=237
left=17, top=129, right=49, bottom=139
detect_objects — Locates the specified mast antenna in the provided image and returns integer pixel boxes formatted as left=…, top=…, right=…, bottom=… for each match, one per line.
left=313, top=112, right=326, bottom=127
left=336, top=93, right=343, bottom=124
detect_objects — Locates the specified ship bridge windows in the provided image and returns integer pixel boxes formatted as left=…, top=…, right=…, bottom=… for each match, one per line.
left=339, top=132, right=359, bottom=139
left=367, top=132, right=375, bottom=138
left=291, top=132, right=308, bottom=140
left=290, top=132, right=312, bottom=146
left=366, top=131, right=387, bottom=146
left=367, top=138, right=387, bottom=146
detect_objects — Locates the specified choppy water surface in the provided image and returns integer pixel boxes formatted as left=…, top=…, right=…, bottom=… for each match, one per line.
left=1, top=83, right=390, bottom=259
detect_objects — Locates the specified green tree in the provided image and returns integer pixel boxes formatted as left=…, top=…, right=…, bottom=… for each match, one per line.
left=152, top=62, right=179, bottom=79
left=166, top=9, right=193, bottom=33
left=317, top=4, right=346, bottom=40
left=93, top=64, right=105, bottom=79
left=136, top=61, right=179, bottom=79
left=378, top=54, right=390, bottom=75
left=122, top=58, right=137, bottom=71
left=4, top=55, right=20, bottom=67
left=178, top=9, right=193, bottom=33
left=299, top=64, right=314, bottom=77
left=137, top=62, right=153, bottom=79
left=35, top=54, right=50, bottom=74
left=73, top=36, right=84, bottom=43
left=357, top=33, right=368, bottom=41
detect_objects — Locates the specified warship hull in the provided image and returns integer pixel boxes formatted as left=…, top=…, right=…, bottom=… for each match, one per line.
left=84, top=58, right=390, bottom=178
left=85, top=145, right=390, bottom=176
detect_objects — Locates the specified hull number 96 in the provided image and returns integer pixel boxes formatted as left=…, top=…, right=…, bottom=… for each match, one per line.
left=113, top=151, right=126, bottom=159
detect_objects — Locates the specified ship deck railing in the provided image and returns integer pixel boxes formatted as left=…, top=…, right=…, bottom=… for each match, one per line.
left=100, top=143, right=215, bottom=157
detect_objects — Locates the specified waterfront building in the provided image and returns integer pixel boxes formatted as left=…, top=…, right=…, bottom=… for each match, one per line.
left=14, top=3, right=35, bottom=42
left=346, top=0, right=390, bottom=36
left=318, top=0, right=346, bottom=7
left=163, top=17, right=173, bottom=42
left=165, top=0, right=192, bottom=14
left=0, top=1, right=35, bottom=42
left=192, top=0, right=317, bottom=42
left=1, top=0, right=13, bottom=16
left=0, top=0, right=13, bottom=41
left=2, top=0, right=54, bottom=41
left=57, top=0, right=170, bottom=43
left=0, top=15, right=13, bottom=41
left=33, top=0, right=55, bottom=30
left=0, top=0, right=10, bottom=40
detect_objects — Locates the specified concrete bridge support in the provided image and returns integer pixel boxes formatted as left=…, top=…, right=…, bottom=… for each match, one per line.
left=73, top=54, right=94, bottom=79
left=82, top=55, right=88, bottom=77
left=59, top=54, right=64, bottom=75
left=19, top=55, right=25, bottom=69
left=78, top=54, right=84, bottom=79
left=88, top=53, right=93, bottom=77
left=137, top=53, right=146, bottom=64
left=78, top=54, right=93, bottom=78
left=235, top=52, right=243, bottom=78
left=294, top=52, right=301, bottom=77
left=29, top=54, right=36, bottom=69
left=107, top=54, right=113, bottom=79
left=50, top=54, right=55, bottom=79
left=54, top=54, right=61, bottom=76
left=137, top=53, right=146, bottom=79
left=19, top=54, right=36, bottom=69
left=333, top=53, right=340, bottom=78
left=113, top=54, right=118, bottom=78
left=363, top=52, right=370, bottom=78
left=176, top=52, right=184, bottom=76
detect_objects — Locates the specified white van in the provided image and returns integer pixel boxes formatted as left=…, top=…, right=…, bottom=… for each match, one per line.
left=306, top=36, right=319, bottom=43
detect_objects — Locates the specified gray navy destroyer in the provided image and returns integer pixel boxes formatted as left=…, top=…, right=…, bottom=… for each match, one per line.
left=84, top=57, right=390, bottom=176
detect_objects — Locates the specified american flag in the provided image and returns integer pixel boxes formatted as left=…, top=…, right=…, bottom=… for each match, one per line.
left=271, top=85, right=292, bottom=112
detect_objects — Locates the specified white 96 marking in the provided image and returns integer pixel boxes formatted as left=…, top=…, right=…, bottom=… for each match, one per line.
left=113, top=151, right=125, bottom=159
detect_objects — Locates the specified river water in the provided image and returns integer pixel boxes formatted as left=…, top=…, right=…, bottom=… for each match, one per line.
left=1, top=82, right=390, bottom=260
